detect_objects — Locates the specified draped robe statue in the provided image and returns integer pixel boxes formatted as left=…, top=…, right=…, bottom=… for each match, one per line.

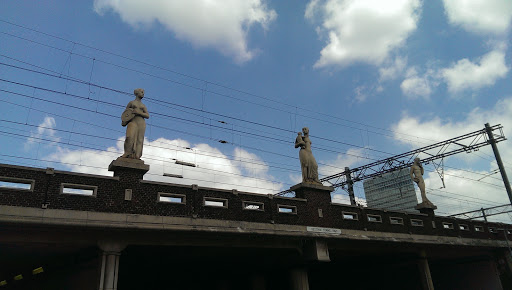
left=121, top=88, right=150, bottom=159
left=295, top=127, right=321, bottom=184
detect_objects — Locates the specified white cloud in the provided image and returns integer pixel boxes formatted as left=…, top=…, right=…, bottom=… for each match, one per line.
left=442, top=0, right=512, bottom=34
left=94, top=0, right=277, bottom=63
left=391, top=97, right=512, bottom=221
left=305, top=0, right=422, bottom=68
left=332, top=193, right=367, bottom=206
left=379, top=57, right=407, bottom=81
left=422, top=168, right=509, bottom=221
left=319, top=147, right=367, bottom=177
left=441, top=49, right=509, bottom=92
left=234, top=147, right=269, bottom=176
left=400, top=67, right=439, bottom=99
left=48, top=136, right=282, bottom=194
left=25, top=116, right=60, bottom=148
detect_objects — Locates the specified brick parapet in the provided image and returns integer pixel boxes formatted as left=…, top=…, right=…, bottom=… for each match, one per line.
left=0, top=163, right=510, bottom=243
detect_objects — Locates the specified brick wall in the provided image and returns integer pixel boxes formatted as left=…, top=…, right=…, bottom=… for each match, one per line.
left=1, top=163, right=510, bottom=241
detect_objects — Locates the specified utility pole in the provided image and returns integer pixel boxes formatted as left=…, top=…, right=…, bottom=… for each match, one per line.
left=485, top=123, right=512, bottom=205
left=481, top=207, right=488, bottom=222
left=345, top=167, right=356, bottom=206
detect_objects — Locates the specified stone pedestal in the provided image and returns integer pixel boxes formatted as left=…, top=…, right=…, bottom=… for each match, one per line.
left=415, top=202, right=437, bottom=217
left=290, top=183, right=334, bottom=227
left=108, top=157, right=149, bottom=182
left=290, top=182, right=334, bottom=200
left=98, top=241, right=126, bottom=290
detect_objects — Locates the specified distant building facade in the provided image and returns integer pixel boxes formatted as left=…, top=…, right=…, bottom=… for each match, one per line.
left=363, top=169, right=418, bottom=212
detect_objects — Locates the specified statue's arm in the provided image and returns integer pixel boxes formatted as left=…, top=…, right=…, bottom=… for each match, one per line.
left=410, top=166, right=414, bottom=179
left=139, top=104, right=150, bottom=119
left=295, top=137, right=305, bottom=148
left=420, top=164, right=424, bottom=176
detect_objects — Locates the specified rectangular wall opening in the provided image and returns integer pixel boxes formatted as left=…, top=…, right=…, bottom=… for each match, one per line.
left=203, top=197, right=228, bottom=208
left=0, top=177, right=35, bottom=191
left=459, top=224, right=469, bottom=231
left=390, top=217, right=404, bottom=225
left=60, top=183, right=97, bottom=196
left=442, top=222, right=454, bottom=230
left=411, top=219, right=424, bottom=227
left=367, top=214, right=382, bottom=223
left=242, top=201, right=264, bottom=211
left=475, top=226, right=484, bottom=232
left=342, top=212, right=358, bottom=220
left=158, top=193, right=186, bottom=204
left=278, top=205, right=297, bottom=214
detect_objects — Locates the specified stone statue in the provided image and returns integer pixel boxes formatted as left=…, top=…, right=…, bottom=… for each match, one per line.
left=121, top=88, right=149, bottom=159
left=295, top=127, right=320, bottom=184
left=410, top=157, right=433, bottom=206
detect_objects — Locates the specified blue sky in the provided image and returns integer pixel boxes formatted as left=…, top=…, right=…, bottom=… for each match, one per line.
left=1, top=0, right=512, bottom=221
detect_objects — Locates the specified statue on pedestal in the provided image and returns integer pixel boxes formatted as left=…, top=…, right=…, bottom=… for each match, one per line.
left=295, top=127, right=321, bottom=184
left=121, top=88, right=149, bottom=159
left=410, top=157, right=434, bottom=207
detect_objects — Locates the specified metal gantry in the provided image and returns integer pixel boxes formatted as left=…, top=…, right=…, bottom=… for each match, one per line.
left=448, top=204, right=512, bottom=222
left=278, top=124, right=506, bottom=199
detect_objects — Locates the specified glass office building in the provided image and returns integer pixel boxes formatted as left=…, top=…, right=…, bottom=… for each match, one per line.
left=363, top=169, right=418, bottom=212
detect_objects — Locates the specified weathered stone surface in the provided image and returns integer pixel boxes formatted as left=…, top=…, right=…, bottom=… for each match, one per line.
left=108, top=157, right=149, bottom=173
left=290, top=182, right=334, bottom=192
left=121, top=88, right=149, bottom=159
left=295, top=127, right=321, bottom=184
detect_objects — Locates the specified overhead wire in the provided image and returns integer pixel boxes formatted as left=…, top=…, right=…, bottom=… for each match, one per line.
left=1, top=21, right=510, bottom=204
left=2, top=22, right=507, bottom=170
left=0, top=154, right=282, bottom=193
left=0, top=77, right=380, bottom=172
left=0, top=60, right=389, bottom=158
left=0, top=131, right=291, bottom=192
left=0, top=19, right=448, bottom=144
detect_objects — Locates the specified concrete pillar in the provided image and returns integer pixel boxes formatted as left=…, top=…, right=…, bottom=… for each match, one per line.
left=98, top=241, right=126, bottom=290
left=504, top=249, right=512, bottom=273
left=418, top=250, right=434, bottom=290
left=290, top=268, right=309, bottom=290
left=303, top=239, right=330, bottom=262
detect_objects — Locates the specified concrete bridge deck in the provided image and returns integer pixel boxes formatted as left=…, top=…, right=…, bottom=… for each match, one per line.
left=1, top=162, right=512, bottom=289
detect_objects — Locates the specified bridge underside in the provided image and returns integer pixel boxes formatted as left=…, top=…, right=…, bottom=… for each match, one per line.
left=0, top=223, right=510, bottom=290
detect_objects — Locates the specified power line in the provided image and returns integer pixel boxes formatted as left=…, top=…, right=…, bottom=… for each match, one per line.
left=0, top=59, right=390, bottom=159
left=0, top=118, right=300, bottom=174
left=0, top=131, right=291, bottom=192
left=0, top=19, right=445, bottom=144
left=0, top=79, right=379, bottom=171
left=0, top=155, right=282, bottom=193
left=1, top=22, right=509, bottom=206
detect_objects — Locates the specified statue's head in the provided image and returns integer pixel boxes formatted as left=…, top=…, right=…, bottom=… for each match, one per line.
left=134, top=88, right=145, bottom=98
left=414, top=157, right=420, bottom=164
left=302, top=127, right=309, bottom=135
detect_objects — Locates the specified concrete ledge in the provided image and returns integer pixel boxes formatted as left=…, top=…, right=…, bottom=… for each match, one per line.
left=55, top=170, right=119, bottom=180
left=290, top=182, right=334, bottom=192
left=0, top=205, right=507, bottom=248
left=108, top=157, right=149, bottom=172
left=274, top=196, right=307, bottom=202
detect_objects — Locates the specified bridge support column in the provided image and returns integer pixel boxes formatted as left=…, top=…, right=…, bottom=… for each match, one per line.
left=418, top=250, right=434, bottom=290
left=98, top=241, right=126, bottom=290
left=290, top=268, right=309, bottom=290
